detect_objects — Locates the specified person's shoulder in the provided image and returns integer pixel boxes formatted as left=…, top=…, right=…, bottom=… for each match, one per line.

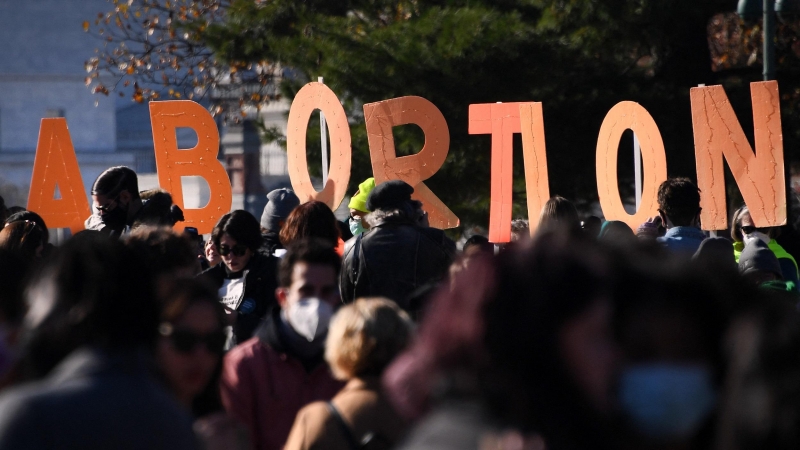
left=225, top=336, right=268, bottom=362
left=247, top=251, right=280, bottom=275
left=298, top=400, right=333, bottom=421
left=0, top=385, right=48, bottom=447
left=0, top=382, right=46, bottom=417
left=417, top=227, right=455, bottom=248
left=84, top=213, right=105, bottom=231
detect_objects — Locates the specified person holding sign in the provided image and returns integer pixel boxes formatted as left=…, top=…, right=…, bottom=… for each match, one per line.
left=85, top=166, right=144, bottom=237
left=340, top=180, right=455, bottom=314
left=653, top=178, right=706, bottom=255
left=346, top=178, right=376, bottom=239
left=200, top=211, right=279, bottom=349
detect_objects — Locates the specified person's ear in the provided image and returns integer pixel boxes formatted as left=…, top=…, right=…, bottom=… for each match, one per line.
left=657, top=209, right=667, bottom=225
left=275, top=287, right=288, bottom=308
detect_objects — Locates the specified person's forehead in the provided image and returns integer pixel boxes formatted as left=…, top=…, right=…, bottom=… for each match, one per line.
left=92, top=193, right=113, bottom=205
left=291, top=261, right=336, bottom=286
left=219, top=233, right=238, bottom=244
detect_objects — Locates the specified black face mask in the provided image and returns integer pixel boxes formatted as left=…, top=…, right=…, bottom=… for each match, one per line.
left=100, top=199, right=129, bottom=230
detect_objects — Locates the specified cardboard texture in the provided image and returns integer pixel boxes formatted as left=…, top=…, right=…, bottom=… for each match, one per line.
left=286, top=82, right=352, bottom=210
left=363, top=96, right=458, bottom=229
left=596, top=101, right=667, bottom=232
left=27, top=118, right=90, bottom=233
left=469, top=102, right=550, bottom=242
left=149, top=100, right=232, bottom=234
left=519, top=103, right=551, bottom=235
left=690, top=81, right=785, bottom=230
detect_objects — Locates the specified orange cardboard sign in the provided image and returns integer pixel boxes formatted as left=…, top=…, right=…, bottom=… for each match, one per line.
left=149, top=100, right=232, bottom=234
left=27, top=118, right=90, bottom=234
left=596, top=101, right=667, bottom=232
left=363, top=96, right=459, bottom=229
left=518, top=103, right=550, bottom=235
left=469, top=102, right=550, bottom=242
left=690, top=81, right=785, bottom=230
left=286, top=82, right=352, bottom=210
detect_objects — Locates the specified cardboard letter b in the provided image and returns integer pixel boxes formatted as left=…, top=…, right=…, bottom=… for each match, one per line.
left=27, top=118, right=90, bottom=233
left=150, top=100, right=232, bottom=234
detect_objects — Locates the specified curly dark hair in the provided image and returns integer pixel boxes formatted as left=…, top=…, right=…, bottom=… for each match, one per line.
left=657, top=178, right=701, bottom=226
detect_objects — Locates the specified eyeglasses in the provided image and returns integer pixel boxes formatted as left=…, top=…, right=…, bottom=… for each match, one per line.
left=94, top=195, right=120, bottom=214
left=18, top=220, right=39, bottom=246
left=218, top=244, right=248, bottom=257
left=160, top=325, right=226, bottom=354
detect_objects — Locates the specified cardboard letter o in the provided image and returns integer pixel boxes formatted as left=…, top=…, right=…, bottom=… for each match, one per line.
left=286, top=82, right=352, bottom=210
left=596, top=101, right=667, bottom=231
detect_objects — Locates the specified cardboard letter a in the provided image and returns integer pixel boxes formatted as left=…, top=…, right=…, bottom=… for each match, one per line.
left=27, top=118, right=90, bottom=234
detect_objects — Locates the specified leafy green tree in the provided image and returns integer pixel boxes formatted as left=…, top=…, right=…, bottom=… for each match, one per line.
left=95, top=0, right=800, bottom=230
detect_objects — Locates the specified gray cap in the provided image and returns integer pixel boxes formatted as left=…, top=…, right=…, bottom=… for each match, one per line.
left=739, top=239, right=782, bottom=278
left=260, top=188, right=300, bottom=231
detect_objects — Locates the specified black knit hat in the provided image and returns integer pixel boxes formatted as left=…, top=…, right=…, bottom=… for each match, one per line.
left=366, top=180, right=414, bottom=211
left=739, top=239, right=782, bottom=278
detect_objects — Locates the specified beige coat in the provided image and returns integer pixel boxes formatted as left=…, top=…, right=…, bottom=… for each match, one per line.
left=284, top=377, right=408, bottom=450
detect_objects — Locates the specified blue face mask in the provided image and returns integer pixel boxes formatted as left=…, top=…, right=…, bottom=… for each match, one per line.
left=349, top=217, right=366, bottom=236
left=619, top=363, right=717, bottom=440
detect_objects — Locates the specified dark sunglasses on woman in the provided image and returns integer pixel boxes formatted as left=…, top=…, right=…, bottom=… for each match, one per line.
left=218, top=244, right=248, bottom=257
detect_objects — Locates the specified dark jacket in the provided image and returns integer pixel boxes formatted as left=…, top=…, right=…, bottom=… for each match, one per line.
left=220, top=310, right=344, bottom=450
left=340, top=216, right=455, bottom=311
left=199, top=252, right=279, bottom=345
left=259, top=231, right=284, bottom=257
left=0, top=347, right=198, bottom=450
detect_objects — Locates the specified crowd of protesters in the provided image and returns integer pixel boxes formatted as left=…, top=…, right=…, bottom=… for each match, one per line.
left=0, top=166, right=800, bottom=450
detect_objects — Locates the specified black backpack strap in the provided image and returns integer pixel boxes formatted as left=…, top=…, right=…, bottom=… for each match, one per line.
left=349, top=233, right=363, bottom=302
left=327, top=401, right=360, bottom=450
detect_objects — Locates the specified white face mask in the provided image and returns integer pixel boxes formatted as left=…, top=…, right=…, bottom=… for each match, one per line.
left=286, top=297, right=335, bottom=342
left=743, top=230, right=770, bottom=247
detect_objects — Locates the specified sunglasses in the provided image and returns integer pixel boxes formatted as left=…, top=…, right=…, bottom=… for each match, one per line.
left=94, top=194, right=121, bottom=214
left=161, top=326, right=226, bottom=354
left=218, top=244, right=248, bottom=257
left=741, top=225, right=761, bottom=235
left=19, top=220, right=39, bottom=245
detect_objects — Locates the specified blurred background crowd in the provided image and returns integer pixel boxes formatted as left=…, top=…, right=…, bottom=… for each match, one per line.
left=0, top=166, right=799, bottom=450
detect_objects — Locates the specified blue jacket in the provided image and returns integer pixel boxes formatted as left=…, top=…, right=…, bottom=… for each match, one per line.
left=657, top=226, right=706, bottom=255
left=0, top=347, right=198, bottom=450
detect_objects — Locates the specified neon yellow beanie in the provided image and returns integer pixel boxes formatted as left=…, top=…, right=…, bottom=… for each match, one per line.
left=347, top=178, right=376, bottom=212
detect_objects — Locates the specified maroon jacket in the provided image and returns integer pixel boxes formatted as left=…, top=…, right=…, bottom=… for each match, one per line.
left=220, top=310, right=344, bottom=450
